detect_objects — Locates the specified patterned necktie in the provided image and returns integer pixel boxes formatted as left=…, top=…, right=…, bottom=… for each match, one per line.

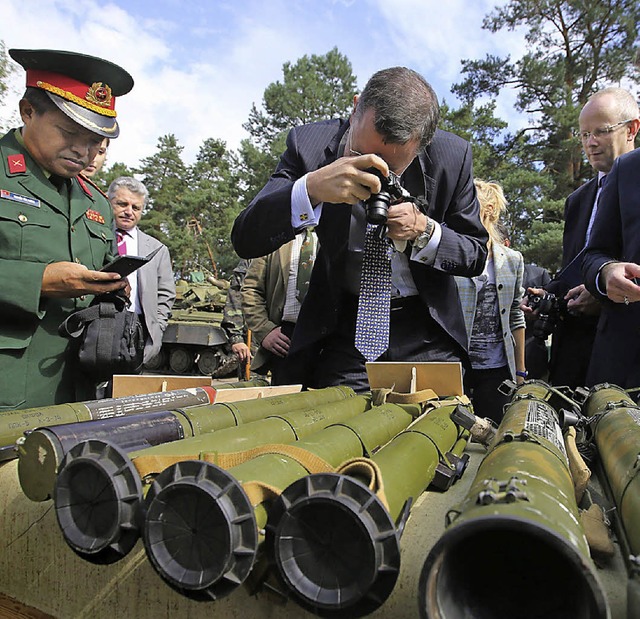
left=296, top=227, right=315, bottom=303
left=355, top=224, right=392, bottom=361
left=116, top=230, right=127, bottom=256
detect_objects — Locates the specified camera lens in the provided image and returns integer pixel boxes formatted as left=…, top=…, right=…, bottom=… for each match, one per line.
left=365, top=192, right=391, bottom=224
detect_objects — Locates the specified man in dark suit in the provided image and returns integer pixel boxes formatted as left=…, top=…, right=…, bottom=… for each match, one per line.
left=232, top=67, right=488, bottom=391
left=107, top=177, right=176, bottom=366
left=524, top=87, right=639, bottom=388
left=582, top=143, right=640, bottom=388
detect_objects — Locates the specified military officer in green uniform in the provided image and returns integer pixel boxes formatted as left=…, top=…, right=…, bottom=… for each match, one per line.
left=0, top=49, right=134, bottom=410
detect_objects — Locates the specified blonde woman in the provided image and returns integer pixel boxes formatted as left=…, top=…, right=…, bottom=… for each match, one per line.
left=455, top=180, right=526, bottom=424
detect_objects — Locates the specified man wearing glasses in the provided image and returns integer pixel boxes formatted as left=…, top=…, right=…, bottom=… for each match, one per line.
left=232, top=67, right=488, bottom=391
left=524, top=87, right=639, bottom=389
left=582, top=86, right=640, bottom=388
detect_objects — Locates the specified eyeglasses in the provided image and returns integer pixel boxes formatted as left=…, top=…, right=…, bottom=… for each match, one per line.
left=578, top=119, right=634, bottom=141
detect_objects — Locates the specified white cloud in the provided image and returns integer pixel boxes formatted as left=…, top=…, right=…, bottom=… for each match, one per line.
left=0, top=0, right=531, bottom=169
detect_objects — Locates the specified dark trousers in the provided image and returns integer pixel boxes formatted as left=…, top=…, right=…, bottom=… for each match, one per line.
left=280, top=295, right=466, bottom=393
left=266, top=321, right=297, bottom=385
left=549, top=315, right=597, bottom=389
left=464, top=365, right=511, bottom=425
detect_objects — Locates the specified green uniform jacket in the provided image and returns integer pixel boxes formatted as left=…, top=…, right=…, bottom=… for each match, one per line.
left=0, top=129, right=114, bottom=410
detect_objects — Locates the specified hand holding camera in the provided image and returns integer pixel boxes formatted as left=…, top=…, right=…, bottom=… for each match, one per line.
left=305, top=153, right=389, bottom=207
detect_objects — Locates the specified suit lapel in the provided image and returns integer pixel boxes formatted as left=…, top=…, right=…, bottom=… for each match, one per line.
left=570, top=180, right=597, bottom=258
left=280, top=240, right=293, bottom=287
left=135, top=230, right=150, bottom=292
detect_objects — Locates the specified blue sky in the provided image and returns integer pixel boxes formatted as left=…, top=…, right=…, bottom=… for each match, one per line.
left=0, top=0, right=527, bottom=167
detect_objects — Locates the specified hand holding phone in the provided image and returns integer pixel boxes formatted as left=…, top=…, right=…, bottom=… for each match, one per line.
left=100, top=247, right=161, bottom=277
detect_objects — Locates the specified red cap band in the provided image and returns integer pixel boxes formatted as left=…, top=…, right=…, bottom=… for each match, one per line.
left=26, top=68, right=117, bottom=117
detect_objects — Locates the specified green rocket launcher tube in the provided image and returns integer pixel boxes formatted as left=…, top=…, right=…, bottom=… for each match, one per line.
left=0, top=386, right=218, bottom=461
left=266, top=400, right=467, bottom=617
left=53, top=388, right=364, bottom=565
left=581, top=384, right=640, bottom=556
left=18, top=410, right=194, bottom=502
left=18, top=385, right=355, bottom=502
left=140, top=401, right=421, bottom=601
left=418, top=382, right=609, bottom=619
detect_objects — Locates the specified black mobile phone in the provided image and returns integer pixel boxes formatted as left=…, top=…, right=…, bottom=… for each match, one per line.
left=100, top=247, right=161, bottom=277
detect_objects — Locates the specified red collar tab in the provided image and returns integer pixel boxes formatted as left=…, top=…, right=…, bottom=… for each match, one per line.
left=86, top=209, right=105, bottom=224
left=7, top=154, right=26, bottom=175
left=76, top=175, right=93, bottom=198
left=26, top=68, right=117, bottom=117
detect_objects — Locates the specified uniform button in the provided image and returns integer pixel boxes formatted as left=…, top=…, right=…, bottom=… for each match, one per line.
left=18, top=214, right=27, bottom=223
left=498, top=284, right=503, bottom=290
left=501, top=308, right=506, bottom=314
left=71, top=225, right=75, bottom=232
left=75, top=257, right=81, bottom=264
left=101, top=232, right=106, bottom=240
left=79, top=295, right=86, bottom=301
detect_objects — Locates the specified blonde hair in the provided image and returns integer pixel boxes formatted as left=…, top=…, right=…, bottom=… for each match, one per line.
left=474, top=179, right=507, bottom=246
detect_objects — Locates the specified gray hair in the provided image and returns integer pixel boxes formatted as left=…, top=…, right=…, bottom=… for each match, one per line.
left=586, top=87, right=640, bottom=121
left=354, top=67, right=440, bottom=149
left=107, top=176, right=149, bottom=208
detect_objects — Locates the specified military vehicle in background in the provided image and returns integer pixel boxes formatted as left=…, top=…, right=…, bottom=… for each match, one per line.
left=144, top=270, right=239, bottom=377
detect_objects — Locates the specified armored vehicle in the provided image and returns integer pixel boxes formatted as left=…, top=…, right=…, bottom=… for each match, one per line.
left=145, top=271, right=239, bottom=377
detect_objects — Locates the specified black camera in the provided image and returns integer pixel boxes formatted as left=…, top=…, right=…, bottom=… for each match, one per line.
left=527, top=291, right=567, bottom=339
left=364, top=168, right=409, bottom=224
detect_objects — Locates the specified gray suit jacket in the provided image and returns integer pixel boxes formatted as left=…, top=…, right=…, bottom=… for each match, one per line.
left=136, top=230, right=176, bottom=363
left=455, top=243, right=525, bottom=378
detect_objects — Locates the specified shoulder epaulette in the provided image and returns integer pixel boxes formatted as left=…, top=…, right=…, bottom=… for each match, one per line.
left=77, top=173, right=109, bottom=199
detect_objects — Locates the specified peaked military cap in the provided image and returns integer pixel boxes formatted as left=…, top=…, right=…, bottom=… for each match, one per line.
left=9, top=48, right=134, bottom=138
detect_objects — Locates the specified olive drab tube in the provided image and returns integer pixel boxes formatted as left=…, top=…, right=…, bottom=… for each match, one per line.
left=18, top=385, right=355, bottom=502
left=140, top=401, right=421, bottom=601
left=265, top=400, right=467, bottom=617
left=18, top=411, right=192, bottom=502
left=215, top=378, right=270, bottom=389
left=580, top=383, right=640, bottom=610
left=54, top=388, right=365, bottom=565
left=581, top=384, right=640, bottom=556
left=0, top=386, right=217, bottom=461
left=418, top=381, right=609, bottom=619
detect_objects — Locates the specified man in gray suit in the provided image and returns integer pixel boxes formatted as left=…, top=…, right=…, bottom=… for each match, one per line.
left=108, top=177, right=176, bottom=365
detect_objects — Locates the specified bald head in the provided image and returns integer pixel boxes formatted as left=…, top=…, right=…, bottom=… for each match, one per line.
left=578, top=88, right=640, bottom=173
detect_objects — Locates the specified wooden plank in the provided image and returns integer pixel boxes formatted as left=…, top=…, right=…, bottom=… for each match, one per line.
left=0, top=594, right=54, bottom=619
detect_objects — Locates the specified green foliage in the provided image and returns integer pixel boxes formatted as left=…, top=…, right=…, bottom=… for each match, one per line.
left=92, top=161, right=136, bottom=193
left=243, top=47, right=356, bottom=149
left=519, top=220, right=564, bottom=274
left=240, top=48, right=357, bottom=209
left=136, top=134, right=189, bottom=213
left=0, top=40, right=19, bottom=132
left=130, top=135, right=244, bottom=280
left=448, top=0, right=639, bottom=270
left=453, top=0, right=639, bottom=197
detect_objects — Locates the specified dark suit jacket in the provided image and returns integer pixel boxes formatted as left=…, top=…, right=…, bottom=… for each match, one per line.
left=547, top=178, right=599, bottom=388
left=582, top=148, right=640, bottom=387
left=232, top=119, right=488, bottom=359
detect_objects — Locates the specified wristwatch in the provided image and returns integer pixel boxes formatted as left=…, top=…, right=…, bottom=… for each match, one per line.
left=413, top=217, right=435, bottom=250
left=516, top=370, right=528, bottom=379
